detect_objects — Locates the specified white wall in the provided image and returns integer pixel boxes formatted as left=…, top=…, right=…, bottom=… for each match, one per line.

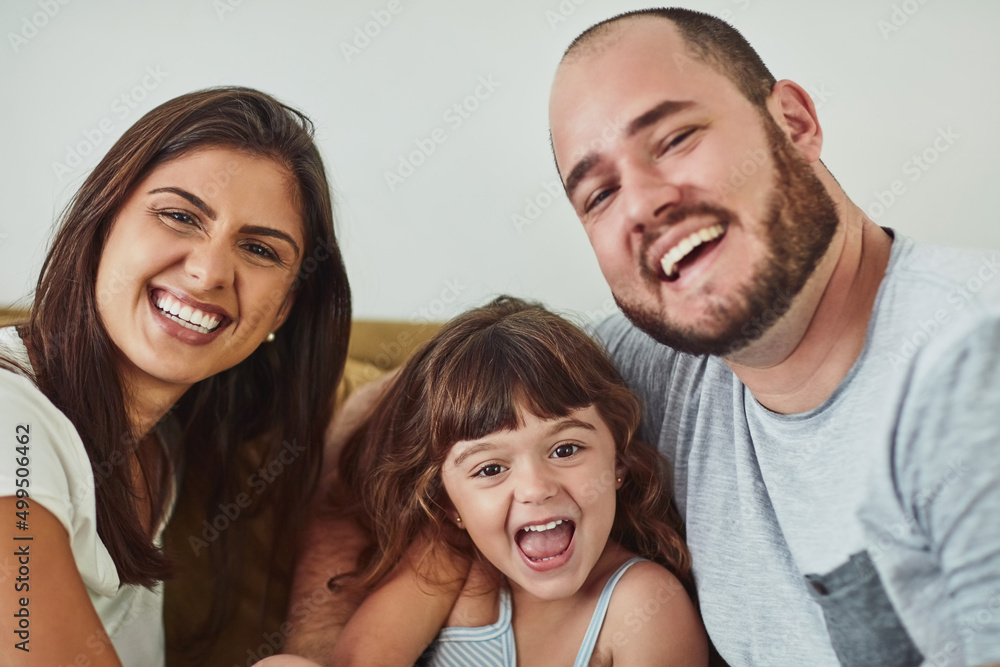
left=2, top=0, right=997, bottom=322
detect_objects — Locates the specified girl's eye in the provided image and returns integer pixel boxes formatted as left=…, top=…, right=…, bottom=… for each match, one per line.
left=474, top=463, right=507, bottom=478
left=551, top=444, right=580, bottom=459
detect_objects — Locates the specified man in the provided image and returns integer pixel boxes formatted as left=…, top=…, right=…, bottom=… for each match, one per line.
left=549, top=7, right=1000, bottom=666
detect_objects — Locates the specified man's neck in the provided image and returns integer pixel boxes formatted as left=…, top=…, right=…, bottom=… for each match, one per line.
left=724, top=189, right=894, bottom=415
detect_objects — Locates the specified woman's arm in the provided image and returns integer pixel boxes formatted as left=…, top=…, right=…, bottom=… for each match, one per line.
left=0, top=497, right=123, bottom=666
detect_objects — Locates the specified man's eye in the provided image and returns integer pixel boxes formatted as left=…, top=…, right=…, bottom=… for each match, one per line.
left=660, top=128, right=696, bottom=155
left=585, top=187, right=617, bottom=213
left=551, top=444, right=580, bottom=459
left=474, top=464, right=507, bottom=477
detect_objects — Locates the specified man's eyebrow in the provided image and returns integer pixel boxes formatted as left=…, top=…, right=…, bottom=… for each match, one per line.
left=241, top=225, right=301, bottom=259
left=562, top=100, right=696, bottom=200
left=626, top=100, right=695, bottom=137
left=148, top=187, right=217, bottom=220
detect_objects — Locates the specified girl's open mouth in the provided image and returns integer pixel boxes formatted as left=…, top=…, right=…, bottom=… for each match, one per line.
left=515, top=519, right=575, bottom=562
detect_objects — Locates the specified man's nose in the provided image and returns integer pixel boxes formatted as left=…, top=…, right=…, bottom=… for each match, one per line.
left=619, top=161, right=682, bottom=235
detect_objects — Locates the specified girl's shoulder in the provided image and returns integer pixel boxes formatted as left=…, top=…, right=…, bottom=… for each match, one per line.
left=596, top=560, right=709, bottom=666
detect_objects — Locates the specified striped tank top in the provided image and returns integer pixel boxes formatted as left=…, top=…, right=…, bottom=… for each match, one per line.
left=418, top=557, right=645, bottom=667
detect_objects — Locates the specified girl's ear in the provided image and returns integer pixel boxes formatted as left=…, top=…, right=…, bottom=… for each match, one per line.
left=442, top=500, right=466, bottom=530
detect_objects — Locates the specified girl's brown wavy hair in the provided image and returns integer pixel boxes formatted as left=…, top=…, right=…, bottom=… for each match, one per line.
left=339, top=296, right=690, bottom=592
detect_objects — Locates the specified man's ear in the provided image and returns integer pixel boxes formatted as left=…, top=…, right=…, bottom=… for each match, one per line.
left=767, top=79, right=823, bottom=163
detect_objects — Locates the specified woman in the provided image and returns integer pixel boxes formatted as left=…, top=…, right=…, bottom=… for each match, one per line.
left=0, top=87, right=350, bottom=665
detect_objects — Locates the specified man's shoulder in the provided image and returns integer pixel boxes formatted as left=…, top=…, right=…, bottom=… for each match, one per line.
left=888, top=234, right=1000, bottom=311
left=593, top=312, right=685, bottom=366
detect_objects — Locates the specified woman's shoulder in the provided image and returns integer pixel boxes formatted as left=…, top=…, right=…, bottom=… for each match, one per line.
left=597, top=560, right=709, bottom=665
left=0, top=332, right=97, bottom=539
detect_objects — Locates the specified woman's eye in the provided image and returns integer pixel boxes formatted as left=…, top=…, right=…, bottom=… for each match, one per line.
left=551, top=444, right=580, bottom=459
left=159, top=210, right=198, bottom=226
left=474, top=464, right=507, bottom=478
left=243, top=241, right=279, bottom=262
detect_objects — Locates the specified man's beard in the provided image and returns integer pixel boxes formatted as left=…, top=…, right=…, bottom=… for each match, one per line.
left=615, top=114, right=840, bottom=357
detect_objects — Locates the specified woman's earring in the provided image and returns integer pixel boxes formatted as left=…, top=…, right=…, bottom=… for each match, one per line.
left=266, top=332, right=276, bottom=342
left=455, top=516, right=462, bottom=523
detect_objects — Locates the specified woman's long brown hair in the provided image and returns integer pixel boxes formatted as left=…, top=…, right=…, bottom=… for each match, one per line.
left=8, top=87, right=350, bottom=647
left=340, top=297, right=689, bottom=593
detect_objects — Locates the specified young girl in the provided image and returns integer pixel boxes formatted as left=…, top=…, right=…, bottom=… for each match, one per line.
left=329, top=296, right=708, bottom=665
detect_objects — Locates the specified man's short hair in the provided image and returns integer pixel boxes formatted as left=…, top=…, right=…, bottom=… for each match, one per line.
left=563, top=7, right=777, bottom=109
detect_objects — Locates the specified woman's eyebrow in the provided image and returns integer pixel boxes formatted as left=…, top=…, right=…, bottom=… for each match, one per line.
left=148, top=187, right=216, bottom=220
left=148, top=187, right=301, bottom=259
left=240, top=225, right=301, bottom=259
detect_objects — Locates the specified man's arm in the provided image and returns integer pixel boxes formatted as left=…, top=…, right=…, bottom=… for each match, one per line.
left=899, top=317, right=1000, bottom=666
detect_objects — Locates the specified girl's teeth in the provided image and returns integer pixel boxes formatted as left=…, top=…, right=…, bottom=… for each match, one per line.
left=522, top=519, right=565, bottom=533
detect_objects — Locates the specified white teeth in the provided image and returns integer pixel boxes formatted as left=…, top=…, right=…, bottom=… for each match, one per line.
left=521, top=519, right=565, bottom=533
left=153, top=293, right=222, bottom=333
left=659, top=223, right=726, bottom=278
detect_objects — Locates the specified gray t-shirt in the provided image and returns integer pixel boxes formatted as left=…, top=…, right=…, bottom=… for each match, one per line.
left=596, top=233, right=1000, bottom=666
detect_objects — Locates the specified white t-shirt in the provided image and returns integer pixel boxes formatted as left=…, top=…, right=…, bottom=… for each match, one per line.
left=0, top=327, right=168, bottom=666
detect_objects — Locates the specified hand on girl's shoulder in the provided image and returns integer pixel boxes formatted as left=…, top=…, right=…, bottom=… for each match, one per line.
left=599, top=561, right=709, bottom=666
